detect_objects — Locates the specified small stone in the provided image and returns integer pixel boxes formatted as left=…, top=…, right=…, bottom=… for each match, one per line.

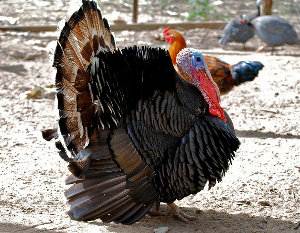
left=154, top=226, right=169, bottom=233
left=26, top=86, right=45, bottom=99
left=195, top=209, right=203, bottom=214
left=237, top=200, right=251, bottom=205
left=45, top=84, right=55, bottom=88
left=26, top=86, right=56, bottom=99
left=258, top=201, right=271, bottom=207
left=113, top=18, right=127, bottom=25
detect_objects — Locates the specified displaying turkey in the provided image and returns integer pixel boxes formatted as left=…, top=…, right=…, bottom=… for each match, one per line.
left=45, top=0, right=240, bottom=225
left=163, top=28, right=264, bottom=95
left=219, top=17, right=255, bottom=48
left=243, top=0, right=299, bottom=52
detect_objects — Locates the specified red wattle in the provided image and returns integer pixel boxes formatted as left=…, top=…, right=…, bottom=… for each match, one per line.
left=195, top=69, right=227, bottom=122
left=165, top=36, right=174, bottom=44
left=209, top=107, right=227, bottom=122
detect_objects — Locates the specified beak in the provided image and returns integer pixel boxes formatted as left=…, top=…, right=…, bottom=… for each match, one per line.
left=193, top=68, right=227, bottom=122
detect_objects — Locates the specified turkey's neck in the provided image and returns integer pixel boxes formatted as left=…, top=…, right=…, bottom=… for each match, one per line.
left=169, top=38, right=187, bottom=64
left=175, top=77, right=209, bottom=116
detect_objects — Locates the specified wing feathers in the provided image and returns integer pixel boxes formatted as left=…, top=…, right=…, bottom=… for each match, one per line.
left=157, top=116, right=240, bottom=203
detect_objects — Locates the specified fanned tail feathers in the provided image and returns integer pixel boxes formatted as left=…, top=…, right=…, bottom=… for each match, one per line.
left=52, top=1, right=158, bottom=224
left=53, top=0, right=115, bottom=155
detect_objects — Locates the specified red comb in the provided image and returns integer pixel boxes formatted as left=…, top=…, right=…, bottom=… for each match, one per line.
left=163, top=27, right=170, bottom=35
left=162, top=27, right=175, bottom=43
left=240, top=19, right=246, bottom=24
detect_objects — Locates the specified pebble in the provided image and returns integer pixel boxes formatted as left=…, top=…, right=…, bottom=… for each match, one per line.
left=154, top=226, right=169, bottom=233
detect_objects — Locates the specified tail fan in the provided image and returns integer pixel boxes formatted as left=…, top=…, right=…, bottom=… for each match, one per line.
left=53, top=0, right=115, bottom=155
left=231, top=61, right=264, bottom=85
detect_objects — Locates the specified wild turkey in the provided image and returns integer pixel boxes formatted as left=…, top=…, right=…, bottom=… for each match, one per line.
left=45, top=0, right=240, bottom=224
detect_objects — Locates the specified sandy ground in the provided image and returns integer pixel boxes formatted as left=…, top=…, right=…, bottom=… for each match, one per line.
left=1, top=1, right=300, bottom=233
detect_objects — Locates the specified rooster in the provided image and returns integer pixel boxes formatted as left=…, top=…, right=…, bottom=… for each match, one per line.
left=44, top=0, right=240, bottom=224
left=163, top=28, right=264, bottom=95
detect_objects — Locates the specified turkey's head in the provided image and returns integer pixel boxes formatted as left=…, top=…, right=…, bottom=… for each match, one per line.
left=176, top=48, right=227, bottom=122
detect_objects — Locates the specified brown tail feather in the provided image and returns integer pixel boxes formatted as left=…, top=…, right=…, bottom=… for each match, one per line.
left=54, top=0, right=115, bottom=155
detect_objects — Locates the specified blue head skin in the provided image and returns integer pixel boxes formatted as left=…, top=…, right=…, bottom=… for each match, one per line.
left=191, top=52, right=206, bottom=70
left=176, top=49, right=205, bottom=74
left=176, top=48, right=227, bottom=122
left=231, top=61, right=264, bottom=85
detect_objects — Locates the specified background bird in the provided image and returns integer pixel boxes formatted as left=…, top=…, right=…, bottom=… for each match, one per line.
left=243, top=0, right=299, bottom=52
left=218, top=17, right=255, bottom=49
left=163, top=28, right=264, bottom=95
left=46, top=0, right=240, bottom=225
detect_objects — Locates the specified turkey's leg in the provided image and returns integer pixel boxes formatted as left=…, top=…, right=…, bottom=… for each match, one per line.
left=148, top=202, right=165, bottom=216
left=256, top=45, right=267, bottom=52
left=168, top=203, right=196, bottom=222
left=242, top=43, right=246, bottom=50
left=271, top=47, right=275, bottom=55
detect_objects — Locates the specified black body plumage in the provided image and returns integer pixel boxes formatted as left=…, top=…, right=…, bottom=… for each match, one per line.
left=49, top=0, right=240, bottom=225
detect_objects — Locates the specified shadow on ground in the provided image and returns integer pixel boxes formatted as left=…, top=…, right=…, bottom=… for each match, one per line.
left=90, top=206, right=299, bottom=233
left=0, top=222, right=61, bottom=233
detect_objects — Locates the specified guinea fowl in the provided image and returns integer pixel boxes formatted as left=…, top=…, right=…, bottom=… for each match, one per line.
left=218, top=17, right=255, bottom=48
left=243, top=0, right=299, bottom=52
left=163, top=28, right=264, bottom=95
left=44, top=0, right=240, bottom=224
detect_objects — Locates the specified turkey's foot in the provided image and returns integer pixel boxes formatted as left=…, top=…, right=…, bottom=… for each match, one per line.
left=148, top=209, right=166, bottom=217
left=168, top=203, right=196, bottom=222
left=148, top=202, right=166, bottom=217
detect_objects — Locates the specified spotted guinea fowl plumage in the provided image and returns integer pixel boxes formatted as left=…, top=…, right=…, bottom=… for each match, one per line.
left=251, top=15, right=299, bottom=47
left=243, top=0, right=299, bottom=48
left=45, top=0, right=240, bottom=225
left=219, top=17, right=255, bottom=47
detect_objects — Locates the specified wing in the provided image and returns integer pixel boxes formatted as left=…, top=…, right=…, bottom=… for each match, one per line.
left=156, top=115, right=240, bottom=203
left=88, top=45, right=177, bottom=131
left=89, top=46, right=205, bottom=167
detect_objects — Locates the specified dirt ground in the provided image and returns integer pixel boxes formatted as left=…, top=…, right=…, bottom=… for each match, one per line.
left=0, top=1, right=300, bottom=233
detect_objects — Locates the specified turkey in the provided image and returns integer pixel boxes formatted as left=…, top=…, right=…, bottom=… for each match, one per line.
left=44, top=0, right=240, bottom=225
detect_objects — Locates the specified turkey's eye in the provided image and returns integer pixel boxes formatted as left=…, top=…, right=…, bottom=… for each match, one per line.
left=192, top=54, right=205, bottom=69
